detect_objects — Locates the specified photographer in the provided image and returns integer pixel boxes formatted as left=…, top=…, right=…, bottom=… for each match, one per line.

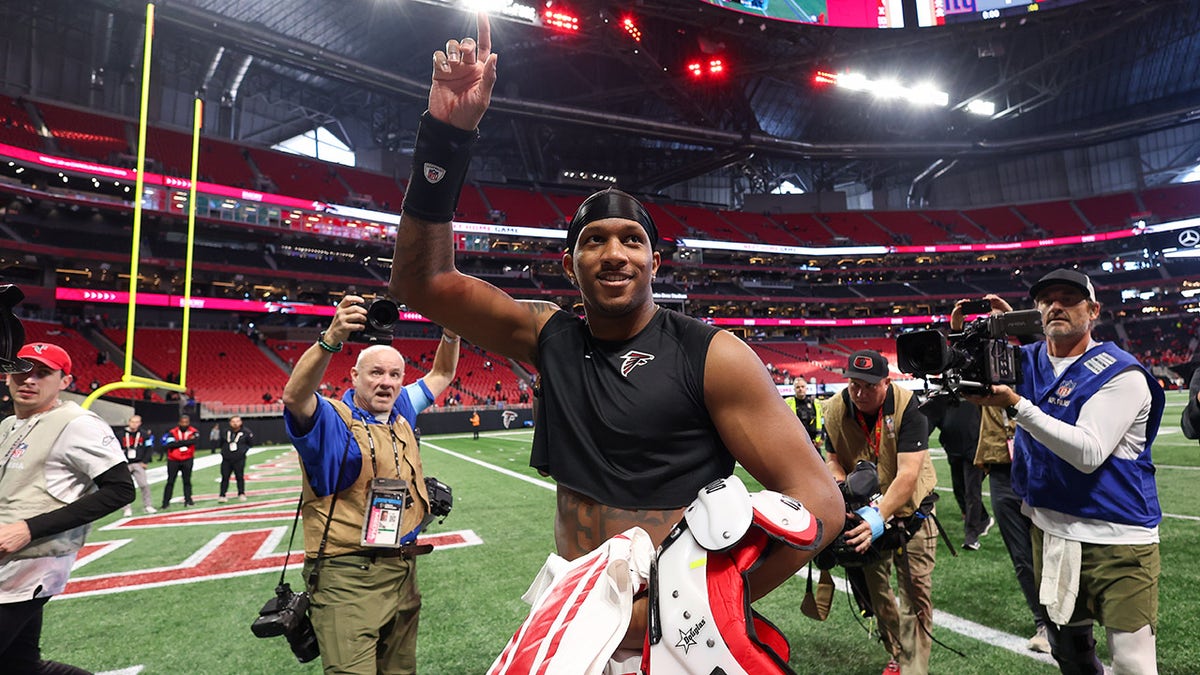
left=822, top=350, right=937, bottom=675
left=280, top=295, right=460, bottom=674
left=1, top=342, right=134, bottom=673
left=950, top=297, right=1051, bottom=653
left=968, top=269, right=1163, bottom=675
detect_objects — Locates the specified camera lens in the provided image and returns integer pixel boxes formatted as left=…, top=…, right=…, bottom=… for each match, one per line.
left=366, top=298, right=400, bottom=332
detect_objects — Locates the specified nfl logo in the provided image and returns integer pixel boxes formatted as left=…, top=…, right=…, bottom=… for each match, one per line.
left=423, top=162, right=446, bottom=184
left=1056, top=381, right=1075, bottom=398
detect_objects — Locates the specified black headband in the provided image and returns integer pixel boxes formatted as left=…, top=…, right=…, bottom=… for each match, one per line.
left=565, top=188, right=658, bottom=252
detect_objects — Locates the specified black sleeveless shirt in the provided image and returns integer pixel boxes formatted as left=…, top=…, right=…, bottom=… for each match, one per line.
left=531, top=307, right=733, bottom=509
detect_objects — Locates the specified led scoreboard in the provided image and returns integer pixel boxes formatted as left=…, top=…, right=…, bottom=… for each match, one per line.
left=700, top=0, right=1091, bottom=28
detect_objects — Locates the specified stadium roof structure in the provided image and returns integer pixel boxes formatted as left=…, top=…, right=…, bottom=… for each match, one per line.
left=17, top=0, right=1200, bottom=198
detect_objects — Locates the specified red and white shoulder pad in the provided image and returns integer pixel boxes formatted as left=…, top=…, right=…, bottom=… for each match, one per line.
left=749, top=491, right=822, bottom=550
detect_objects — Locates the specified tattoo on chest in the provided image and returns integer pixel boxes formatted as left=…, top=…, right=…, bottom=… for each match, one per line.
left=556, top=490, right=682, bottom=557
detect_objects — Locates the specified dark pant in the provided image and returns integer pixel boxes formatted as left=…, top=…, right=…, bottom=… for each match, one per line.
left=219, top=453, right=246, bottom=497
left=947, top=453, right=989, bottom=543
left=163, top=458, right=195, bottom=507
left=988, top=464, right=1049, bottom=629
left=0, top=597, right=90, bottom=675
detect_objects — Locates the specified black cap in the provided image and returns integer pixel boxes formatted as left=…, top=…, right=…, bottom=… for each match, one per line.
left=1029, top=268, right=1096, bottom=301
left=846, top=349, right=889, bottom=384
left=565, top=188, right=658, bottom=253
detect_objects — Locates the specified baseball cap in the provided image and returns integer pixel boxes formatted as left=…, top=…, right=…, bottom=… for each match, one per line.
left=846, top=349, right=889, bottom=384
left=17, top=342, right=72, bottom=375
left=1028, top=268, right=1096, bottom=301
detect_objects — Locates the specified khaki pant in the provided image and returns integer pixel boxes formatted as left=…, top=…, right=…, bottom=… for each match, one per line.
left=127, top=462, right=153, bottom=511
left=304, top=554, right=421, bottom=675
left=862, top=517, right=938, bottom=675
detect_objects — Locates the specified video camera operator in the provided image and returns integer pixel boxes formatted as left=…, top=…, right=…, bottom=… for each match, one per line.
left=948, top=296, right=1052, bottom=653
left=280, top=294, right=461, bottom=674
left=967, top=269, right=1164, bottom=675
left=822, top=349, right=938, bottom=675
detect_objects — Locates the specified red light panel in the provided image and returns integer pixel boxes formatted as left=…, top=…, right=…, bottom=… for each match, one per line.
left=814, top=70, right=838, bottom=85
left=622, top=17, right=642, bottom=42
left=687, top=62, right=703, bottom=77
left=543, top=9, right=580, bottom=32
left=708, top=59, right=724, bottom=75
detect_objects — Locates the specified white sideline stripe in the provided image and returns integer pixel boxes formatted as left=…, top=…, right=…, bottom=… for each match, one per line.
left=811, top=573, right=1057, bottom=666
left=425, top=441, right=1055, bottom=663
left=422, top=441, right=555, bottom=492
left=97, top=667, right=144, bottom=675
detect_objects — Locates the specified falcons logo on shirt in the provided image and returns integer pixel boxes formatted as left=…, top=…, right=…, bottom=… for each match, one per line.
left=619, top=350, right=655, bottom=377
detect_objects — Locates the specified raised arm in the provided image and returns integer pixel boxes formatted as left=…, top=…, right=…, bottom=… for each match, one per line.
left=389, top=13, right=554, bottom=363
left=420, top=328, right=461, bottom=398
left=282, top=296, right=367, bottom=432
left=703, top=330, right=844, bottom=599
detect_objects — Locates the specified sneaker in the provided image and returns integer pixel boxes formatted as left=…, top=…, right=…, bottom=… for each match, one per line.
left=882, top=660, right=901, bottom=674
left=1028, top=625, right=1051, bottom=653
left=963, top=541, right=981, bottom=551
left=981, top=517, right=996, bottom=538
left=122, top=507, right=133, bottom=518
left=238, top=494, right=248, bottom=502
left=217, top=496, right=228, bottom=503
left=145, top=506, right=157, bottom=514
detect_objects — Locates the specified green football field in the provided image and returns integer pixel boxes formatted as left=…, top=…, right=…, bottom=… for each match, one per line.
left=40, top=391, right=1200, bottom=674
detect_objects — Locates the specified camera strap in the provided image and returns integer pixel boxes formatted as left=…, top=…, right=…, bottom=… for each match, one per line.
left=307, top=436, right=352, bottom=589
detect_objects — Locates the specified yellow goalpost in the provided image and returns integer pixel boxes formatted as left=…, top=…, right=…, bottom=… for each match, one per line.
left=84, top=4, right=196, bottom=409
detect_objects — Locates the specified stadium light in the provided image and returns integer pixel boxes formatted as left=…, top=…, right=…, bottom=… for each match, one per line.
left=621, top=17, right=642, bottom=42
left=813, top=69, right=949, bottom=108
left=543, top=8, right=580, bottom=31
left=966, top=99, right=996, bottom=116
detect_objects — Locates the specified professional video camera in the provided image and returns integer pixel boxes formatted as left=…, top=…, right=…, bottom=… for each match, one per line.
left=1, top=284, right=32, bottom=374
left=815, top=461, right=882, bottom=569
left=348, top=297, right=400, bottom=344
left=251, top=583, right=320, bottom=663
left=895, top=307, right=1043, bottom=399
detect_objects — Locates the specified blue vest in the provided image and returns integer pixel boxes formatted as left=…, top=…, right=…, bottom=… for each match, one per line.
left=1012, top=341, right=1163, bottom=528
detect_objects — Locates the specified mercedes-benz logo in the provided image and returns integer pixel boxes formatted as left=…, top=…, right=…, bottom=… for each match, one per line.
left=1179, top=229, right=1200, bottom=247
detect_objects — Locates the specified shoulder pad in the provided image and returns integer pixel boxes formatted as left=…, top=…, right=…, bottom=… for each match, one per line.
left=750, top=491, right=822, bottom=550
left=683, top=476, right=753, bottom=552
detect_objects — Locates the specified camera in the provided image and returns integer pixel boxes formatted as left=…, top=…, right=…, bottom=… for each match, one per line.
left=896, top=309, right=1043, bottom=399
left=251, top=583, right=320, bottom=663
left=0, top=284, right=32, bottom=375
left=816, top=461, right=882, bottom=569
left=348, top=297, right=400, bottom=344
left=425, top=476, right=453, bottom=519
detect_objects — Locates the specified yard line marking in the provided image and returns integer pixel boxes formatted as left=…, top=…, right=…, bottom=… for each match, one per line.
left=422, top=441, right=555, bottom=492
left=97, top=667, right=144, bottom=675
left=424, top=440, right=1062, bottom=664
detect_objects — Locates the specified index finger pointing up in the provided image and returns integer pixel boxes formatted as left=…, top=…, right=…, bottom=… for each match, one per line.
left=476, top=11, right=491, bottom=55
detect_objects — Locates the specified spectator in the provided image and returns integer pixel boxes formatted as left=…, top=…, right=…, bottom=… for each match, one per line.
left=118, top=414, right=157, bottom=517
left=160, top=414, right=199, bottom=509
left=217, top=416, right=254, bottom=503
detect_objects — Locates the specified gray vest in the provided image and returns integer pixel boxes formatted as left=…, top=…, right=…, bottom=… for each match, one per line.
left=0, top=401, right=96, bottom=560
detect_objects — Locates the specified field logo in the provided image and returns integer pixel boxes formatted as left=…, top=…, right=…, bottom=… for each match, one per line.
left=501, top=410, right=519, bottom=429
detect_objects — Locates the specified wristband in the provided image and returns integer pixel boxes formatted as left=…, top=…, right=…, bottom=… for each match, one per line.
left=855, top=506, right=886, bottom=541
left=402, top=111, right=479, bottom=223
left=317, top=331, right=343, bottom=353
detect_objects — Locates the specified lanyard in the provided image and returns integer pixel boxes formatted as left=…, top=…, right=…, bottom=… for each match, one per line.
left=361, top=421, right=405, bottom=479
left=125, top=430, right=145, bottom=449
left=0, top=414, right=46, bottom=483
left=854, top=408, right=884, bottom=460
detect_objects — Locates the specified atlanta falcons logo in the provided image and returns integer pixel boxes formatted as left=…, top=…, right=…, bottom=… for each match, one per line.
left=619, top=350, right=655, bottom=377
left=501, top=410, right=519, bottom=429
